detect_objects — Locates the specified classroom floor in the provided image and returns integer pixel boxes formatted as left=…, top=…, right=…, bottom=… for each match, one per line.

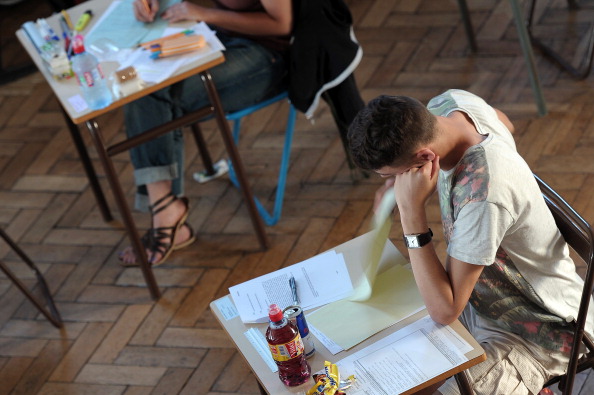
left=1, top=0, right=594, bottom=393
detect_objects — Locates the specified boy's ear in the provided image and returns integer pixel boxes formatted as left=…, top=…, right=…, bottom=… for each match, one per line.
left=416, top=148, right=436, bottom=162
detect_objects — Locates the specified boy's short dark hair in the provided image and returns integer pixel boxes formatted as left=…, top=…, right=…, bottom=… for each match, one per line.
left=347, top=95, right=437, bottom=171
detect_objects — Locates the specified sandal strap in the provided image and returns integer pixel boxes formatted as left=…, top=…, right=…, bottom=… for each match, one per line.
left=148, top=192, right=177, bottom=216
left=146, top=226, right=176, bottom=261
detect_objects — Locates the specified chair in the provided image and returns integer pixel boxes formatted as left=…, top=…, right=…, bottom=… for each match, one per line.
left=193, top=91, right=297, bottom=226
left=0, top=228, right=62, bottom=328
left=456, top=0, right=548, bottom=116
left=455, top=174, right=594, bottom=394
left=526, top=0, right=594, bottom=79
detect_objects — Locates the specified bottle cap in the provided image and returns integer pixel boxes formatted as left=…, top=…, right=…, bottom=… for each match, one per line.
left=72, top=35, right=85, bottom=55
left=268, top=304, right=284, bottom=322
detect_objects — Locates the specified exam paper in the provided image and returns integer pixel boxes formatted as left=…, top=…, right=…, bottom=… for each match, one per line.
left=229, top=251, right=353, bottom=323
left=307, top=263, right=425, bottom=350
left=337, top=315, right=470, bottom=395
left=85, top=0, right=181, bottom=50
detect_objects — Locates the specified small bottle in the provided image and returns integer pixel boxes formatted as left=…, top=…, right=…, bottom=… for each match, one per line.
left=266, top=304, right=311, bottom=386
left=70, top=35, right=112, bottom=110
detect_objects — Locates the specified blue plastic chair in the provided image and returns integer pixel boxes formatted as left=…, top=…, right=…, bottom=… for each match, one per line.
left=226, top=92, right=297, bottom=226
left=194, top=91, right=296, bottom=226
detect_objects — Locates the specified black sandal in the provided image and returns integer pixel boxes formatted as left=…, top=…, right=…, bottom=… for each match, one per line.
left=119, top=192, right=195, bottom=267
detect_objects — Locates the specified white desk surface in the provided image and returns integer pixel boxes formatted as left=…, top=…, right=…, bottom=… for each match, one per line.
left=15, top=0, right=224, bottom=125
left=211, top=232, right=486, bottom=395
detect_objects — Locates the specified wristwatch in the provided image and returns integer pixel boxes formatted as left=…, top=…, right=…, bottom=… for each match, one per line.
left=403, top=228, right=433, bottom=249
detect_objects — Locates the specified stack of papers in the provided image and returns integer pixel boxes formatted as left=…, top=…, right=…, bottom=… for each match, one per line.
left=229, top=251, right=353, bottom=323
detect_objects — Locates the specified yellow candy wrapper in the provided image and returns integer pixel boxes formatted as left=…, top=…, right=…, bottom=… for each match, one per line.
left=306, top=361, right=355, bottom=395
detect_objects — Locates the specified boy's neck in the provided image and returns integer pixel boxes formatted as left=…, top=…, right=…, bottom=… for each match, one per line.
left=434, top=112, right=484, bottom=171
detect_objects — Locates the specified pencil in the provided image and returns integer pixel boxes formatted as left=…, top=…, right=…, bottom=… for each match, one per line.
left=141, top=0, right=151, bottom=15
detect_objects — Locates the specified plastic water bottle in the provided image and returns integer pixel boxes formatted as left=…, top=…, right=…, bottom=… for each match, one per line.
left=71, top=35, right=112, bottom=110
left=265, top=304, right=311, bottom=386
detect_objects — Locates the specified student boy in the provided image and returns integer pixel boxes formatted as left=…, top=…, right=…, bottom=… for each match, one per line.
left=347, top=89, right=593, bottom=394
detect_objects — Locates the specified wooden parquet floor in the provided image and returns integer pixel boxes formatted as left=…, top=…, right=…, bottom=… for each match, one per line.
left=1, top=0, right=594, bottom=394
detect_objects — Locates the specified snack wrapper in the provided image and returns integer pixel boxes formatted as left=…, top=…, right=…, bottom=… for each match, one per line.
left=306, top=361, right=355, bottom=395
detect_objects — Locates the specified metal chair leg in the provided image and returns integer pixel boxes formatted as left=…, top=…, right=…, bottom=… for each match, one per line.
left=527, top=0, right=594, bottom=79
left=457, top=0, right=478, bottom=52
left=0, top=228, right=63, bottom=328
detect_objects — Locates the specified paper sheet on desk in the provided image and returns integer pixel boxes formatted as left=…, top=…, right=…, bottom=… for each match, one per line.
left=336, top=315, right=470, bottom=395
left=307, top=191, right=425, bottom=351
left=308, top=263, right=425, bottom=351
left=229, top=251, right=353, bottom=323
left=117, top=22, right=225, bottom=84
left=85, top=0, right=181, bottom=50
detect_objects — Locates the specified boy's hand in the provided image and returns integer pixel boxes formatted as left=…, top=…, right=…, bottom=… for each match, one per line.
left=373, top=177, right=396, bottom=214
left=394, top=156, right=440, bottom=213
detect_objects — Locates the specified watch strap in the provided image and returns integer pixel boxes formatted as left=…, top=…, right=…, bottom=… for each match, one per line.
left=403, top=228, right=433, bottom=249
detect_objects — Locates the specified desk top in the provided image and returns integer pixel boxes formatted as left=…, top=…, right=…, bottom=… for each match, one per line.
left=211, top=232, right=486, bottom=394
left=15, top=0, right=224, bottom=125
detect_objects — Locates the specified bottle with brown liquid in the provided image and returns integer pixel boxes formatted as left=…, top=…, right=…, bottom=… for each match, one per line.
left=265, top=304, right=311, bottom=386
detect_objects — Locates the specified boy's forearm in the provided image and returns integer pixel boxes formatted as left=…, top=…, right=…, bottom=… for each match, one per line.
left=399, top=211, right=459, bottom=324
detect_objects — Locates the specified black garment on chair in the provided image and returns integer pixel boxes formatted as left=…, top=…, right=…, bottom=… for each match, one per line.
left=288, top=0, right=365, bottom=170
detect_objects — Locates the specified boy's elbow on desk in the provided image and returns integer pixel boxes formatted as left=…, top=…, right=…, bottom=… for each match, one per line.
left=426, top=306, right=461, bottom=326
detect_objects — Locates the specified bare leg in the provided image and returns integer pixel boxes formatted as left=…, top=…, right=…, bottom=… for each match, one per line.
left=119, top=180, right=193, bottom=266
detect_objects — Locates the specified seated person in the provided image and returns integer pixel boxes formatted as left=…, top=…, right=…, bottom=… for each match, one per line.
left=119, top=0, right=292, bottom=266
left=347, top=89, right=594, bottom=395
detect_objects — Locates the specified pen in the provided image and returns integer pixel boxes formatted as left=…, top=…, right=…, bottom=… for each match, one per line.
left=289, top=276, right=300, bottom=306
left=59, top=16, right=72, bottom=54
left=61, top=9, right=74, bottom=31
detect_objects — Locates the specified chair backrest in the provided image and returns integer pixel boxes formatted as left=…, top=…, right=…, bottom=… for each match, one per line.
left=535, top=174, right=594, bottom=394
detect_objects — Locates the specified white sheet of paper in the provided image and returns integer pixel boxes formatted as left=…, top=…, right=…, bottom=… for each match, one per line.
left=337, top=315, right=470, bottom=395
left=117, top=22, right=225, bottom=84
left=229, top=251, right=353, bottom=323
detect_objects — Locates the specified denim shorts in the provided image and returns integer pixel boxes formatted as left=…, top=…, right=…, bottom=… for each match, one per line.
left=123, top=31, right=288, bottom=211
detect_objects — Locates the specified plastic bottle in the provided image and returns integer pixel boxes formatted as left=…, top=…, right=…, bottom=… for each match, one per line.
left=70, top=35, right=112, bottom=110
left=265, top=304, right=311, bottom=386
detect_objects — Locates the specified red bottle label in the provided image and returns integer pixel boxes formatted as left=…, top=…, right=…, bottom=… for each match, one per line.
left=268, top=334, right=304, bottom=362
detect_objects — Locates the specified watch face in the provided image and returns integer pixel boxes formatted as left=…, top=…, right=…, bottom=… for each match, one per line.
left=406, top=236, right=419, bottom=248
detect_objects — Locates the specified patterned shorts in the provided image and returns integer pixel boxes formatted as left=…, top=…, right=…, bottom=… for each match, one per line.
left=438, top=305, right=569, bottom=395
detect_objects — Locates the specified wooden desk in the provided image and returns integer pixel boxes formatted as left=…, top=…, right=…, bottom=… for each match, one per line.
left=211, top=232, right=486, bottom=395
left=16, top=0, right=268, bottom=299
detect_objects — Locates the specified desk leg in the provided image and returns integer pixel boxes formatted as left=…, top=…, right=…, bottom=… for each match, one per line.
left=508, top=0, right=548, bottom=116
left=60, top=107, right=113, bottom=222
left=0, top=228, right=63, bottom=328
left=200, top=71, right=269, bottom=250
left=85, top=119, right=161, bottom=300
left=258, top=382, right=267, bottom=395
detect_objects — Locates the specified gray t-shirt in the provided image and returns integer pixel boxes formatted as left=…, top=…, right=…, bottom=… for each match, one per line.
left=427, top=89, right=592, bottom=353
